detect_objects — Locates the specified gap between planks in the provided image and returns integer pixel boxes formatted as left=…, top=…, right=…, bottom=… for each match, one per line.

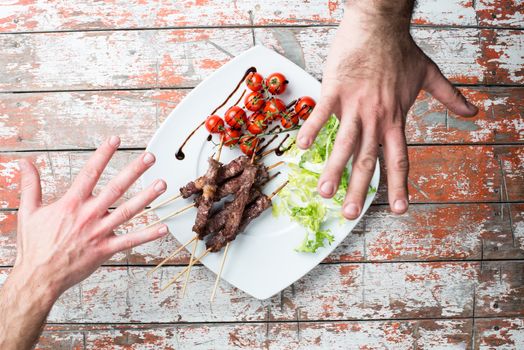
left=2, top=82, right=524, bottom=95
left=1, top=23, right=523, bottom=36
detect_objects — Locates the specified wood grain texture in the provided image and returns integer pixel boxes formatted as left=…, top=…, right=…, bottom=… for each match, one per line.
left=0, top=261, right=518, bottom=323
left=0, top=145, right=517, bottom=209
left=477, top=0, right=524, bottom=28
left=35, top=319, right=475, bottom=349
left=1, top=87, right=522, bottom=152
left=0, top=0, right=483, bottom=33
left=1, top=203, right=521, bottom=267
left=474, top=318, right=524, bottom=349
left=255, top=27, right=524, bottom=85
left=1, top=27, right=522, bottom=92
left=0, top=29, right=253, bottom=91
left=0, top=262, right=476, bottom=322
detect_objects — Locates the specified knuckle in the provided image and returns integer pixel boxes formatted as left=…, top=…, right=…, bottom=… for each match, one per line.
left=119, top=206, right=133, bottom=222
left=82, top=167, right=100, bottom=181
left=108, top=183, right=125, bottom=198
left=356, top=156, right=376, bottom=173
left=393, top=156, right=409, bottom=172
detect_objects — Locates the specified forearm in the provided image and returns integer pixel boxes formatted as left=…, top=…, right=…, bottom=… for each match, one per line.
left=0, top=266, right=60, bottom=350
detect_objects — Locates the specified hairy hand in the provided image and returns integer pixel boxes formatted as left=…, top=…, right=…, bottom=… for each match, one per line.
left=14, top=136, right=168, bottom=298
left=297, top=2, right=478, bottom=219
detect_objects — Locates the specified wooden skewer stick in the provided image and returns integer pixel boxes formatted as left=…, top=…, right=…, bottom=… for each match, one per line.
left=144, top=203, right=195, bottom=229
left=134, top=193, right=182, bottom=219
left=147, top=235, right=197, bottom=277
left=178, top=136, right=225, bottom=296
left=181, top=238, right=198, bottom=297
left=161, top=248, right=212, bottom=291
left=208, top=180, right=288, bottom=302
left=210, top=241, right=230, bottom=302
left=258, top=146, right=278, bottom=158
left=270, top=180, right=289, bottom=200
left=266, top=161, right=284, bottom=171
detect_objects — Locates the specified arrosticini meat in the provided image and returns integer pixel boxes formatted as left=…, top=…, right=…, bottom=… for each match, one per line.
left=179, top=156, right=248, bottom=198
left=192, top=158, right=221, bottom=236
left=206, top=194, right=272, bottom=252
left=205, top=164, right=257, bottom=250
left=203, top=187, right=263, bottom=237
left=193, top=163, right=270, bottom=206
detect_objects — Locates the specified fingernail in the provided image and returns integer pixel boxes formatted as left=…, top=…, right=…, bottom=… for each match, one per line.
left=158, top=225, right=169, bottom=236
left=298, top=135, right=311, bottom=148
left=143, top=152, right=155, bottom=165
left=466, top=101, right=478, bottom=112
left=154, top=179, right=166, bottom=193
left=343, top=203, right=360, bottom=218
left=393, top=199, right=408, bottom=213
left=320, top=181, right=335, bottom=196
left=109, top=136, right=120, bottom=147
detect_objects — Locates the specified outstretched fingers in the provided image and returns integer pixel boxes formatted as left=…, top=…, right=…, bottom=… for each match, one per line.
left=94, top=151, right=156, bottom=210
left=343, top=126, right=379, bottom=220
left=68, top=136, right=120, bottom=199
left=424, top=62, right=478, bottom=117
left=105, top=223, right=169, bottom=255
left=18, top=159, right=42, bottom=216
left=317, top=114, right=360, bottom=198
left=297, top=94, right=338, bottom=149
left=101, top=179, right=167, bottom=230
left=383, top=127, right=409, bottom=214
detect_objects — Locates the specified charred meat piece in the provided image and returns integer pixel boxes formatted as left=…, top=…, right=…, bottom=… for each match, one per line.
left=206, top=164, right=257, bottom=251
left=179, top=155, right=248, bottom=198
left=192, top=158, right=221, bottom=237
left=203, top=187, right=263, bottom=237
left=193, top=162, right=269, bottom=207
left=206, top=194, right=272, bottom=252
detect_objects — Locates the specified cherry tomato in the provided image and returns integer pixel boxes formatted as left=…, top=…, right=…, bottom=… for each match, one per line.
left=263, top=98, right=286, bottom=121
left=281, top=113, right=299, bottom=129
left=244, top=91, right=265, bottom=112
left=245, top=72, right=264, bottom=92
left=295, top=96, right=316, bottom=120
left=247, top=112, right=268, bottom=135
left=239, top=135, right=259, bottom=156
left=224, top=106, right=247, bottom=129
left=223, top=128, right=242, bottom=146
left=205, top=115, right=225, bottom=134
left=266, top=72, right=288, bottom=95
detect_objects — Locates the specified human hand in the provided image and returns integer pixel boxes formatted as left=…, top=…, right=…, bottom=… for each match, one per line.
left=13, top=136, right=169, bottom=300
left=297, top=1, right=478, bottom=219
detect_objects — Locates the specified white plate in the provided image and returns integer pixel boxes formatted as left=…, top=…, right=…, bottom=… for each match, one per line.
left=142, top=45, right=379, bottom=300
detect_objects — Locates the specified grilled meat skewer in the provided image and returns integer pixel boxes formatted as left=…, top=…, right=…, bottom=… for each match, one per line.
left=180, top=155, right=248, bottom=198
left=191, top=158, right=221, bottom=235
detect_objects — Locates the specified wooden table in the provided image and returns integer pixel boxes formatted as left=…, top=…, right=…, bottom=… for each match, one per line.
left=0, top=1, right=522, bottom=349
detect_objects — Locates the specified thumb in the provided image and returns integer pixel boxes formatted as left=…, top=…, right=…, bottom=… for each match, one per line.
left=423, top=62, right=479, bottom=118
left=19, top=158, right=42, bottom=214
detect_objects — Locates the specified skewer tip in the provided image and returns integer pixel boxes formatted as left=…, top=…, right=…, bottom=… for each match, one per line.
left=269, top=180, right=289, bottom=200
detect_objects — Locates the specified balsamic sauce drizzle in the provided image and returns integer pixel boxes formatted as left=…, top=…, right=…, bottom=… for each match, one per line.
left=255, top=126, right=282, bottom=155
left=175, top=67, right=257, bottom=160
left=275, top=134, right=291, bottom=156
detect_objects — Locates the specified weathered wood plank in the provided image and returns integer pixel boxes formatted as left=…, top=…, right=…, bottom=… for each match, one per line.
left=37, top=319, right=474, bottom=349
left=0, top=145, right=510, bottom=209
left=1, top=28, right=521, bottom=91
left=475, top=261, right=524, bottom=318
left=477, top=0, right=524, bottom=28
left=481, top=29, right=524, bottom=85
left=0, top=262, right=479, bottom=322
left=2, top=203, right=520, bottom=267
left=0, top=0, right=481, bottom=33
left=495, top=146, right=524, bottom=202
left=0, top=29, right=253, bottom=91
left=474, top=318, right=524, bottom=350
left=1, top=87, right=522, bottom=152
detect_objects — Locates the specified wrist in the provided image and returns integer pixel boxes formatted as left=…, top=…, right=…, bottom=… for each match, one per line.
left=343, top=0, right=414, bottom=34
left=7, top=264, right=62, bottom=310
